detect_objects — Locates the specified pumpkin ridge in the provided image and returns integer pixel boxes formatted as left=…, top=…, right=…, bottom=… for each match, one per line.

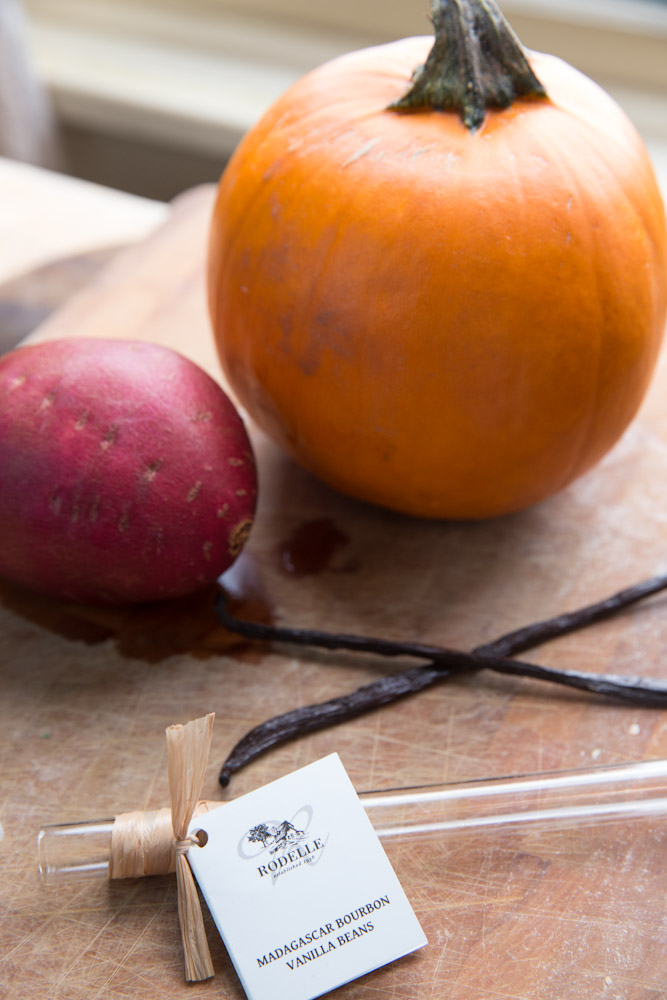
left=528, top=57, right=666, bottom=262
left=530, top=122, right=639, bottom=492
left=293, top=213, right=348, bottom=380
left=208, top=153, right=276, bottom=332
left=551, top=117, right=616, bottom=489
left=564, top=174, right=605, bottom=490
left=554, top=107, right=664, bottom=264
left=213, top=125, right=336, bottom=351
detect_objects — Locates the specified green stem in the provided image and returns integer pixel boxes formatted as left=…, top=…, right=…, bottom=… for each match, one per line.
left=390, top=0, right=547, bottom=131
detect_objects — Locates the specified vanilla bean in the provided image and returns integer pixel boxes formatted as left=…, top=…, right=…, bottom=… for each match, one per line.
left=215, top=592, right=478, bottom=666
left=476, top=659, right=667, bottom=704
left=216, top=572, right=667, bottom=665
left=219, top=660, right=666, bottom=786
left=475, top=572, right=667, bottom=657
left=215, top=573, right=667, bottom=785
left=219, top=664, right=449, bottom=785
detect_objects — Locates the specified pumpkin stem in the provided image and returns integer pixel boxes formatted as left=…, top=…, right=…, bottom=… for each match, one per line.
left=390, top=0, right=547, bottom=131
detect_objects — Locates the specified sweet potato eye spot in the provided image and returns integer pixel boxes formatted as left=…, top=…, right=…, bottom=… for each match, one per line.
left=229, top=519, right=253, bottom=556
left=100, top=427, right=118, bottom=451
left=143, top=461, right=163, bottom=482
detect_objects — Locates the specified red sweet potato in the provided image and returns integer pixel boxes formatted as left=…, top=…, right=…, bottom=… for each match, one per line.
left=0, top=338, right=257, bottom=603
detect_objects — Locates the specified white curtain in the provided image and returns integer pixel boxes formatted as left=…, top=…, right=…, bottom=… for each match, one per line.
left=0, top=0, right=62, bottom=168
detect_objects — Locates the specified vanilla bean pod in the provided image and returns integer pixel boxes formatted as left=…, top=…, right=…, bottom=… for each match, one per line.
left=215, top=573, right=667, bottom=784
left=218, top=661, right=666, bottom=786
left=215, top=595, right=477, bottom=665
left=474, top=571, right=667, bottom=657
left=219, top=663, right=451, bottom=785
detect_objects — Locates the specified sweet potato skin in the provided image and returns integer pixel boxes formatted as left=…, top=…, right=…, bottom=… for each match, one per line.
left=0, top=338, right=257, bottom=603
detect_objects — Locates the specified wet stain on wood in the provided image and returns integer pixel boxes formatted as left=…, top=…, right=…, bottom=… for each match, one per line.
left=276, top=518, right=350, bottom=577
left=0, top=551, right=273, bottom=664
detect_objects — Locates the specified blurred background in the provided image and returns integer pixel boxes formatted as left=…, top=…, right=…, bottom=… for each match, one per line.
left=2, top=0, right=666, bottom=201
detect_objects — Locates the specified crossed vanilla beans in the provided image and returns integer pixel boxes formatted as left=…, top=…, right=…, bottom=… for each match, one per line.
left=215, top=572, right=667, bottom=786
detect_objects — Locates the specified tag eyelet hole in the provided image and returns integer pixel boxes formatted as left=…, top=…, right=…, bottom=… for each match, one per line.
left=193, top=829, right=208, bottom=847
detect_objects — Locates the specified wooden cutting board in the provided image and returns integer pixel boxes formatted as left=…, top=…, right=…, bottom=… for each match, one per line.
left=1, top=184, right=666, bottom=1000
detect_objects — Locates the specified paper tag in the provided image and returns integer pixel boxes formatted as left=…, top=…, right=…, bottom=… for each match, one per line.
left=187, top=754, right=427, bottom=1000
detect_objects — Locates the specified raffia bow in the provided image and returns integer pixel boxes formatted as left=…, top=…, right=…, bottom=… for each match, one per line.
left=166, top=712, right=215, bottom=982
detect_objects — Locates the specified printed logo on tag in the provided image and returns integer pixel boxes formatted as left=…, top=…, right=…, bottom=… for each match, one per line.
left=187, top=754, right=427, bottom=1000
left=239, top=805, right=327, bottom=880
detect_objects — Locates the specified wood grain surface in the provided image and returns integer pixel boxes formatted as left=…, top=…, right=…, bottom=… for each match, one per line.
left=1, top=184, right=666, bottom=1000
left=0, top=246, right=122, bottom=355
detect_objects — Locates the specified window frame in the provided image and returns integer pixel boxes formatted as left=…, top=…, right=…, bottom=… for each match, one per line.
left=23, top=0, right=667, bottom=162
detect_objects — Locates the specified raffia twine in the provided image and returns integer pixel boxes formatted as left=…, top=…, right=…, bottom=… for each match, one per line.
left=108, top=801, right=218, bottom=879
left=166, top=712, right=216, bottom=982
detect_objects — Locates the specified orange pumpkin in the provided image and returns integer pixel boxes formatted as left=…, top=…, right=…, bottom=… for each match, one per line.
left=208, top=0, right=667, bottom=518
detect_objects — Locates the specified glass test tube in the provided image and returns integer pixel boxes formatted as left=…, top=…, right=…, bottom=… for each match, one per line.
left=38, top=758, right=667, bottom=885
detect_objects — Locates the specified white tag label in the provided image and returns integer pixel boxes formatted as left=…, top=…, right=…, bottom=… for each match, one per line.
left=187, top=754, right=427, bottom=1000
